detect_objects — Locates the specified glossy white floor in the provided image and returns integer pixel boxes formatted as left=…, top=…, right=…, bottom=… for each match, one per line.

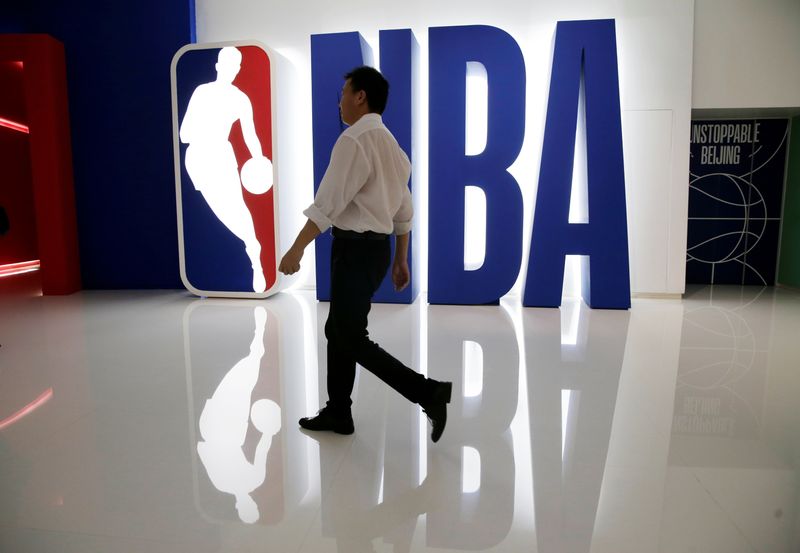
left=1, top=273, right=799, bottom=553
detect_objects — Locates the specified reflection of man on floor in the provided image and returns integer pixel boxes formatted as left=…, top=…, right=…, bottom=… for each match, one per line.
left=197, top=307, right=281, bottom=523
left=180, top=46, right=268, bottom=293
left=324, top=446, right=445, bottom=553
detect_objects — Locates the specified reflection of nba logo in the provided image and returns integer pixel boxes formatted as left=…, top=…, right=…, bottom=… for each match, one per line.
left=183, top=303, right=285, bottom=525
left=171, top=42, right=279, bottom=297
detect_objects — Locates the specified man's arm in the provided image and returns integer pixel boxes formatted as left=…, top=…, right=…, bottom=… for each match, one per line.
left=280, top=136, right=369, bottom=277
left=278, top=219, right=321, bottom=275
left=303, top=136, right=371, bottom=233
left=391, top=232, right=410, bottom=292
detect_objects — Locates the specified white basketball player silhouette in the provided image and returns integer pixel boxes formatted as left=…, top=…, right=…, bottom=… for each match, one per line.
left=180, top=46, right=272, bottom=293
left=196, top=307, right=282, bottom=524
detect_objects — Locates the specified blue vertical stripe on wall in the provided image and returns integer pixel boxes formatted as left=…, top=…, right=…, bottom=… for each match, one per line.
left=4, top=0, right=195, bottom=288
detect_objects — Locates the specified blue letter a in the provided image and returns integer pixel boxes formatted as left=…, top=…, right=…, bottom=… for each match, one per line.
left=524, top=19, right=630, bottom=309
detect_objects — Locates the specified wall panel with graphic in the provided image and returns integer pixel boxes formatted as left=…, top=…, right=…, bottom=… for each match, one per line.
left=687, top=119, right=789, bottom=285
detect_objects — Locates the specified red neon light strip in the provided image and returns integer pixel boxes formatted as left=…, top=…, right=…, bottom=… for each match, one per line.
left=0, top=116, right=29, bottom=134
left=0, top=388, right=54, bottom=431
left=0, top=260, right=41, bottom=278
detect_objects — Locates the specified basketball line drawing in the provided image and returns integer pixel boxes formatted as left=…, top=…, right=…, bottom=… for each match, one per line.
left=687, top=124, right=788, bottom=285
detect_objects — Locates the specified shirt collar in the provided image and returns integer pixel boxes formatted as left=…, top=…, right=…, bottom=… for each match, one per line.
left=353, top=112, right=382, bottom=127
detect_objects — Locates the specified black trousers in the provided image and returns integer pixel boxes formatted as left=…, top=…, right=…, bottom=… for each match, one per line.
left=324, top=232, right=432, bottom=414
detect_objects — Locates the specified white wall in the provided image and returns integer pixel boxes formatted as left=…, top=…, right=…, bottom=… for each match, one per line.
left=692, top=0, right=800, bottom=110
left=195, top=0, right=695, bottom=298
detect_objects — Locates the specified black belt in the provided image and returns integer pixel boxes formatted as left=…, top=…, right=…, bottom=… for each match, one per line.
left=332, top=227, right=389, bottom=241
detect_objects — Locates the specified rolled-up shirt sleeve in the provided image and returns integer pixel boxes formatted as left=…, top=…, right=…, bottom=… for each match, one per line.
left=393, top=185, right=413, bottom=235
left=303, top=136, right=371, bottom=233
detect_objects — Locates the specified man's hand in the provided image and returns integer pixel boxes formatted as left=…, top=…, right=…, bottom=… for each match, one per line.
left=279, top=246, right=304, bottom=275
left=391, top=232, right=411, bottom=291
left=392, top=260, right=410, bottom=292
left=279, top=219, right=322, bottom=276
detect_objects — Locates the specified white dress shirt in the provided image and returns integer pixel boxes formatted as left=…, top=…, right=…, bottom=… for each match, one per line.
left=304, top=113, right=413, bottom=235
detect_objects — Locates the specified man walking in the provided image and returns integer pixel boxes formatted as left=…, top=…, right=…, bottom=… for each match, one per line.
left=278, top=66, right=451, bottom=442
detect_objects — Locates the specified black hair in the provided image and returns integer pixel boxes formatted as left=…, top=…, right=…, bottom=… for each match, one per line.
left=344, top=66, right=389, bottom=114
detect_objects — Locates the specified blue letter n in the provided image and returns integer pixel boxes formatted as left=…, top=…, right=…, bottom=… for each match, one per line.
left=310, top=30, right=419, bottom=304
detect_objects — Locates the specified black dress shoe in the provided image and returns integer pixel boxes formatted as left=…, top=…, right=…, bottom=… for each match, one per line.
left=299, top=407, right=354, bottom=435
left=422, top=381, right=452, bottom=443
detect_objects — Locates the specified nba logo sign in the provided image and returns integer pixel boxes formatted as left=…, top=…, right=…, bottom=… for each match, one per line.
left=171, top=42, right=280, bottom=298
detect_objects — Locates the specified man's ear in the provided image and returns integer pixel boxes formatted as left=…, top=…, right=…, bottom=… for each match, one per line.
left=355, top=89, right=367, bottom=105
